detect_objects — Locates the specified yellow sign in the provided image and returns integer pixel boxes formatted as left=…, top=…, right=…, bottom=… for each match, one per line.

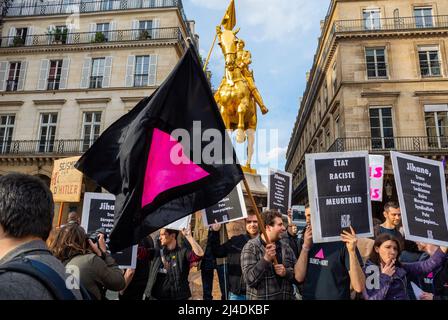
left=50, top=156, right=83, bottom=203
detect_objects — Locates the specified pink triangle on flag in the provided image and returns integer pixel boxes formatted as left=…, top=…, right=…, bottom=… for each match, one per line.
left=427, top=272, right=434, bottom=279
left=315, top=248, right=325, bottom=259
left=141, top=128, right=210, bottom=207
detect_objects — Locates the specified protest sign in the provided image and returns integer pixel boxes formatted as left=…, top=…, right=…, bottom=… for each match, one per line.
left=369, top=155, right=385, bottom=202
left=267, top=169, right=292, bottom=214
left=164, top=215, right=192, bottom=231
left=306, top=151, right=373, bottom=243
left=202, top=184, right=247, bottom=226
left=50, top=156, right=83, bottom=202
left=81, top=192, right=137, bottom=269
left=391, top=152, right=448, bottom=246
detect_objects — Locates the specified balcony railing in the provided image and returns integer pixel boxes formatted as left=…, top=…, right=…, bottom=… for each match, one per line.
left=328, top=136, right=448, bottom=153
left=334, top=15, right=448, bottom=33
left=0, top=140, right=95, bottom=155
left=5, top=0, right=180, bottom=16
left=0, top=27, right=183, bottom=48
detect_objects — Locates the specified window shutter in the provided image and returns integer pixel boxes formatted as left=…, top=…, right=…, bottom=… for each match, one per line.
left=25, top=26, right=34, bottom=46
left=59, top=58, right=70, bottom=89
left=148, top=54, right=158, bottom=86
left=125, top=55, right=135, bottom=87
left=102, top=56, right=113, bottom=88
left=132, top=20, right=139, bottom=40
left=80, top=58, right=92, bottom=88
left=47, top=25, right=55, bottom=45
left=37, top=59, right=49, bottom=90
left=8, top=27, right=16, bottom=46
left=152, top=19, right=160, bottom=39
left=89, top=23, right=96, bottom=42
left=109, top=21, right=117, bottom=41
left=17, top=61, right=28, bottom=91
left=0, top=62, right=8, bottom=91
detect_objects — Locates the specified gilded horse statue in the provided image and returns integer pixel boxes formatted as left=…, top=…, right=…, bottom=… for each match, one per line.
left=214, top=26, right=268, bottom=172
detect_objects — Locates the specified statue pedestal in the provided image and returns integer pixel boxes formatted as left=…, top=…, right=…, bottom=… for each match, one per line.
left=225, top=172, right=267, bottom=238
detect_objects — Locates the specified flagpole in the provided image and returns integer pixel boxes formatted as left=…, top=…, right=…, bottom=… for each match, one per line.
left=203, top=33, right=217, bottom=72
left=242, top=177, right=278, bottom=265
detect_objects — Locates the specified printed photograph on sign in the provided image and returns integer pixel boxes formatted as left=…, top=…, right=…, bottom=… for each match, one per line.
left=81, top=192, right=138, bottom=269
left=391, top=152, right=448, bottom=247
left=305, top=151, right=373, bottom=243
left=267, top=168, right=292, bottom=215
left=202, top=184, right=247, bottom=227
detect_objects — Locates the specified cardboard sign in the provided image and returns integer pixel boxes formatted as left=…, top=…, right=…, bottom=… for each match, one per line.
left=267, top=169, right=292, bottom=214
left=51, top=156, right=83, bottom=202
left=202, top=184, right=247, bottom=226
left=391, top=152, right=448, bottom=247
left=81, top=192, right=137, bottom=269
left=369, top=155, right=385, bottom=202
left=306, top=152, right=373, bottom=243
left=164, top=215, right=192, bottom=231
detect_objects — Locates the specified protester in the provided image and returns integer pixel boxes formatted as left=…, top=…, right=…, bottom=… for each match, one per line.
left=210, top=211, right=260, bottom=300
left=241, top=210, right=296, bottom=300
left=119, top=235, right=155, bottom=300
left=294, top=206, right=365, bottom=300
left=0, top=173, right=82, bottom=299
left=282, top=209, right=300, bottom=260
left=67, top=211, right=81, bottom=225
left=363, top=233, right=447, bottom=300
left=144, top=225, right=204, bottom=300
left=374, top=201, right=404, bottom=248
left=49, top=223, right=125, bottom=300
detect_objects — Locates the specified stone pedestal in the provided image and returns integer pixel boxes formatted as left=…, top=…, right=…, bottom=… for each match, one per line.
left=225, top=172, right=267, bottom=238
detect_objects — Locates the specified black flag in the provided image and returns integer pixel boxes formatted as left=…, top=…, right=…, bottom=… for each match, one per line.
left=76, top=47, right=243, bottom=252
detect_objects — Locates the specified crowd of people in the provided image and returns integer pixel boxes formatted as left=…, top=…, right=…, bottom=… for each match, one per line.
left=0, top=173, right=447, bottom=300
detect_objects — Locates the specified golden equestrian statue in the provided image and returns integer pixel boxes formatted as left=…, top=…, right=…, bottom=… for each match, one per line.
left=211, top=21, right=269, bottom=174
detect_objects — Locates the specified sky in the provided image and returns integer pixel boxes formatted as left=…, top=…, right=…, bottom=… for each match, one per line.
left=182, top=0, right=331, bottom=180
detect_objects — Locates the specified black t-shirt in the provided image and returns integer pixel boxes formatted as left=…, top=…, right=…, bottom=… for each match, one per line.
left=151, top=270, right=171, bottom=300
left=378, top=226, right=402, bottom=239
left=302, top=242, right=363, bottom=300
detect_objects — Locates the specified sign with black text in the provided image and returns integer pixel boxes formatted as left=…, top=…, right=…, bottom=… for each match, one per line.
left=81, top=193, right=137, bottom=269
left=267, top=169, right=292, bottom=214
left=391, top=152, right=448, bottom=247
left=306, top=152, right=373, bottom=243
left=202, top=184, right=247, bottom=226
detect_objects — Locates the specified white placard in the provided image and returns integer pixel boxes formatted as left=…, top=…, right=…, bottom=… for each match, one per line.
left=369, top=155, right=385, bottom=202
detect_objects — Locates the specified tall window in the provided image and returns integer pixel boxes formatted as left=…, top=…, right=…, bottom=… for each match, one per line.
left=334, top=115, right=340, bottom=140
left=366, top=48, right=387, bottom=78
left=134, top=55, right=149, bottom=87
left=101, top=0, right=113, bottom=10
left=96, top=23, right=110, bottom=41
left=47, top=60, right=63, bottom=90
left=323, top=83, right=328, bottom=108
left=82, top=112, right=101, bottom=151
left=414, top=7, right=434, bottom=28
left=363, top=8, right=381, bottom=30
left=14, top=28, right=28, bottom=45
left=90, top=58, right=105, bottom=89
left=0, top=115, right=15, bottom=153
left=138, top=20, right=153, bottom=39
left=332, top=62, right=337, bottom=94
left=38, top=113, right=57, bottom=152
left=52, top=26, right=68, bottom=44
left=369, top=107, right=394, bottom=149
left=425, top=105, right=447, bottom=149
left=418, top=46, right=441, bottom=77
left=6, top=62, right=21, bottom=92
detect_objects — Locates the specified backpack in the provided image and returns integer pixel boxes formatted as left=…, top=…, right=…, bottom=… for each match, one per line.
left=0, top=256, right=91, bottom=300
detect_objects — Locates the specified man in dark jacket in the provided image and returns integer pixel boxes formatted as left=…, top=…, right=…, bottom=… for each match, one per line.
left=0, top=173, right=82, bottom=299
left=241, top=210, right=296, bottom=300
left=209, top=211, right=259, bottom=300
left=144, top=225, right=203, bottom=300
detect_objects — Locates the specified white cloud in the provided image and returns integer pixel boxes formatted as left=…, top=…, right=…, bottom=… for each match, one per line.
left=265, top=146, right=287, bottom=161
left=189, top=0, right=327, bottom=42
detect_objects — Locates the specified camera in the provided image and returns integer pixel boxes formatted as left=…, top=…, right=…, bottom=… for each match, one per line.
left=87, top=228, right=106, bottom=244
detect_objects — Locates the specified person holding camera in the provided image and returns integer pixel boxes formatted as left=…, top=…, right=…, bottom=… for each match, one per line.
left=49, top=223, right=125, bottom=300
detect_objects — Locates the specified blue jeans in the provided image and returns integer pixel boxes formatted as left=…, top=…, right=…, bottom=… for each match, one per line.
left=228, top=292, right=246, bottom=300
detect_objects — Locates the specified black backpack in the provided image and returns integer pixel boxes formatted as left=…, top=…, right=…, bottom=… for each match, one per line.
left=0, top=254, right=91, bottom=300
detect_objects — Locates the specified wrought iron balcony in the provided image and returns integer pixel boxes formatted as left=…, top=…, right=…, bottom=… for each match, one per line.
left=334, top=15, right=448, bottom=33
left=327, top=136, right=448, bottom=153
left=5, top=0, right=181, bottom=17
left=0, top=27, right=183, bottom=48
left=0, top=139, right=94, bottom=156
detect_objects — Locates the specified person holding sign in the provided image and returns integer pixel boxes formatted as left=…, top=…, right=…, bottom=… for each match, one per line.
left=240, top=210, right=296, bottom=300
left=50, top=223, right=126, bottom=300
left=144, top=225, right=204, bottom=300
left=209, top=211, right=260, bottom=300
left=294, top=206, right=365, bottom=300
left=363, top=233, right=447, bottom=300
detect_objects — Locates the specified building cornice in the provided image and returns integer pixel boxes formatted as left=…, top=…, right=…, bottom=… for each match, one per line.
left=361, top=91, right=400, bottom=98
left=120, top=97, right=147, bottom=103
left=76, top=98, right=111, bottom=104
left=33, top=99, right=67, bottom=105
left=0, top=100, right=24, bottom=106
left=414, top=90, right=448, bottom=96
